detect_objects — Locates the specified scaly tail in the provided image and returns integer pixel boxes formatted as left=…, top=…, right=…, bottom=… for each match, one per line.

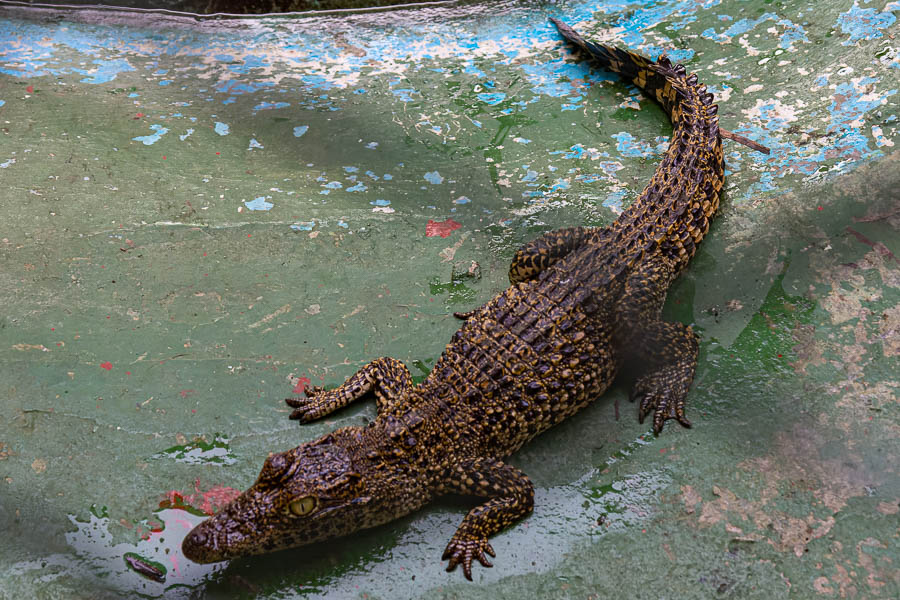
left=551, top=19, right=725, bottom=273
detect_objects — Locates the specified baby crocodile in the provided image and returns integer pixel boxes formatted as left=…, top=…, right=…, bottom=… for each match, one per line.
left=182, top=20, right=725, bottom=579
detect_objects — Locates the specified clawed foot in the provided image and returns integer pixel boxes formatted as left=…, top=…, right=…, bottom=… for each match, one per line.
left=284, top=386, right=326, bottom=422
left=630, top=375, right=692, bottom=434
left=442, top=533, right=495, bottom=580
left=453, top=309, right=476, bottom=320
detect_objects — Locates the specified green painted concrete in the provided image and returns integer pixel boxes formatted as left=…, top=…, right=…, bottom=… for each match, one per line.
left=0, top=1, right=898, bottom=598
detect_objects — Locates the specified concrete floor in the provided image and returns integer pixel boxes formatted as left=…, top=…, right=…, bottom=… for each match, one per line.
left=0, top=0, right=898, bottom=598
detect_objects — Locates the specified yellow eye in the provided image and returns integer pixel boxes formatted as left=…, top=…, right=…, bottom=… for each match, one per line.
left=288, top=496, right=318, bottom=516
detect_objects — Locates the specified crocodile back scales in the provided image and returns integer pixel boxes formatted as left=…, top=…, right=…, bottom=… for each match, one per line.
left=374, top=23, right=726, bottom=464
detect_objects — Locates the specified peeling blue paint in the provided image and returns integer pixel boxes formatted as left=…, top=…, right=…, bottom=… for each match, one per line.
left=603, top=189, right=628, bottom=211
left=254, top=101, right=290, bottom=111
left=244, top=196, right=273, bottom=211
left=836, top=1, right=897, bottom=44
left=132, top=124, right=168, bottom=146
left=293, top=125, right=309, bottom=138
left=612, top=132, right=668, bottom=158
left=214, top=122, right=230, bottom=136
left=424, top=171, right=444, bottom=185
left=477, top=92, right=506, bottom=105
left=74, top=58, right=136, bottom=84
left=701, top=13, right=809, bottom=50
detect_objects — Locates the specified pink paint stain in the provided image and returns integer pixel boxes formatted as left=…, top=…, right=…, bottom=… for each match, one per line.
left=160, top=480, right=241, bottom=516
left=426, top=219, right=462, bottom=238
left=100, top=361, right=113, bottom=370
left=292, top=376, right=311, bottom=394
left=26, top=85, right=33, bottom=93
left=179, top=389, right=195, bottom=398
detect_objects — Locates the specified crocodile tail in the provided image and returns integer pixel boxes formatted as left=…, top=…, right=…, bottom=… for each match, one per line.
left=550, top=18, right=724, bottom=271
left=550, top=18, right=683, bottom=116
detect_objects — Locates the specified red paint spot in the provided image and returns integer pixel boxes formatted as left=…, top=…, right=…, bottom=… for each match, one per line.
left=179, top=389, right=195, bottom=398
left=100, top=265, right=105, bottom=269
left=202, top=252, right=207, bottom=257
left=160, top=481, right=241, bottom=516
left=162, top=156, right=166, bottom=160
left=659, top=448, right=667, bottom=454
left=26, top=85, right=33, bottom=93
left=57, top=343, right=62, bottom=347
left=777, top=354, right=783, bottom=358
left=247, top=234, right=252, bottom=237
left=100, top=361, right=113, bottom=370
left=817, top=206, right=823, bottom=211
left=51, top=327, right=55, bottom=331
left=126, top=371, right=132, bottom=375
left=425, top=218, right=462, bottom=238
left=106, top=315, right=111, bottom=319
left=191, top=409, right=197, bottom=414
left=215, top=152, right=220, bottom=155
left=292, top=376, right=311, bottom=394
left=136, top=112, right=144, bottom=118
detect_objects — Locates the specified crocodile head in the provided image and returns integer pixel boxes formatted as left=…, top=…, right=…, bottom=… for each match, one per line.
left=181, top=431, right=374, bottom=563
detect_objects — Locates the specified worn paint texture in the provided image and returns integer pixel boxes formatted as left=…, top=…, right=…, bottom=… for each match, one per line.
left=0, top=0, right=898, bottom=598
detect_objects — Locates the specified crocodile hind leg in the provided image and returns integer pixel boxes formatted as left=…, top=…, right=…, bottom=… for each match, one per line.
left=508, top=226, right=596, bottom=284
left=435, top=458, right=534, bottom=580
left=615, top=253, right=699, bottom=434
left=628, top=320, right=698, bottom=433
left=285, top=357, right=413, bottom=423
left=454, top=226, right=596, bottom=321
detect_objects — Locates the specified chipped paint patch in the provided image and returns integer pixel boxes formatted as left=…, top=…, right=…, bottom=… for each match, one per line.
left=244, top=196, right=273, bottom=211
left=836, top=1, right=898, bottom=45
left=132, top=124, right=168, bottom=145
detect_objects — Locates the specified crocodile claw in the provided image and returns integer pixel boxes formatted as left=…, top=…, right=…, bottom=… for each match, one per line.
left=284, top=387, right=326, bottom=422
left=630, top=384, right=692, bottom=435
left=442, top=534, right=495, bottom=580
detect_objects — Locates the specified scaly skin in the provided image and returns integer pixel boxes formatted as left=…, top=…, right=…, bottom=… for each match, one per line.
left=182, top=20, right=725, bottom=580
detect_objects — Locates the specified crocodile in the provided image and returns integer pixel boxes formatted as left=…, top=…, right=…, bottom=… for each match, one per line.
left=182, top=19, right=726, bottom=580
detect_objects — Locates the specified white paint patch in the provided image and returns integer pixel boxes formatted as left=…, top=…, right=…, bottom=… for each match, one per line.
left=742, top=98, right=800, bottom=125
left=872, top=125, right=894, bottom=147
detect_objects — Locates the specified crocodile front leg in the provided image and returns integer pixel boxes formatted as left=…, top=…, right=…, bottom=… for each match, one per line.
left=285, top=357, right=413, bottom=422
left=616, top=253, right=698, bottom=433
left=435, top=458, right=534, bottom=580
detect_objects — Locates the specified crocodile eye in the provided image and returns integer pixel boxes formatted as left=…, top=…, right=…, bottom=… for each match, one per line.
left=288, top=496, right=318, bottom=516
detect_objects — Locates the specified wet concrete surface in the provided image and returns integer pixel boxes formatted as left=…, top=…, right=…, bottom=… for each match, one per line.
left=0, top=0, right=898, bottom=598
